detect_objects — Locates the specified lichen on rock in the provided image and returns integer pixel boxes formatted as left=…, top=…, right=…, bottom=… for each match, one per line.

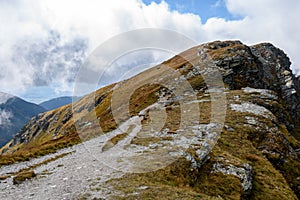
left=212, top=162, right=253, bottom=192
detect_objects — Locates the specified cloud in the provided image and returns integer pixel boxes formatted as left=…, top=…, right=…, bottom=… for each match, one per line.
left=0, top=0, right=205, bottom=99
left=0, top=0, right=300, bottom=101
left=0, top=109, right=12, bottom=126
left=212, top=0, right=224, bottom=8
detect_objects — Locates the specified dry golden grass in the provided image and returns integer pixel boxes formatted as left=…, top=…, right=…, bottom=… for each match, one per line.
left=106, top=89, right=298, bottom=200
left=13, top=171, right=36, bottom=185
left=0, top=131, right=79, bottom=167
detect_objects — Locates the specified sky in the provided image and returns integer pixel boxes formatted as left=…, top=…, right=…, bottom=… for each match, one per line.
left=0, top=0, right=300, bottom=103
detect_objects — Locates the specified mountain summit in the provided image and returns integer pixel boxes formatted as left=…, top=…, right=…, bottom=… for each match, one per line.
left=1, top=41, right=300, bottom=199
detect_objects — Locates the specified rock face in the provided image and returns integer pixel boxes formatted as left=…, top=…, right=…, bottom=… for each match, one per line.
left=1, top=40, right=300, bottom=199
left=0, top=93, right=45, bottom=147
left=208, top=41, right=300, bottom=137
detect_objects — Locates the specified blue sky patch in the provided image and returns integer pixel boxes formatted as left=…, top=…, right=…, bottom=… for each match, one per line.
left=142, top=0, right=242, bottom=23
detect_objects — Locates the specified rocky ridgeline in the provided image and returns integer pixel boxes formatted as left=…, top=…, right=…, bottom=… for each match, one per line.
left=1, top=40, right=300, bottom=199
left=205, top=41, right=300, bottom=136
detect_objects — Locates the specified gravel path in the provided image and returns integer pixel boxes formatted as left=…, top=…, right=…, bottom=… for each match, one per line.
left=0, top=117, right=144, bottom=200
left=0, top=141, right=123, bottom=199
left=0, top=90, right=224, bottom=199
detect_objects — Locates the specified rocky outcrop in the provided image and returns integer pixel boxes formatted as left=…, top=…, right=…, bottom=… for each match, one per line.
left=204, top=41, right=300, bottom=138
left=212, top=162, right=253, bottom=193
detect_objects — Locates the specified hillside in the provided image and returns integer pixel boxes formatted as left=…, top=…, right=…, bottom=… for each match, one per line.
left=0, top=92, right=46, bottom=147
left=1, top=40, right=300, bottom=199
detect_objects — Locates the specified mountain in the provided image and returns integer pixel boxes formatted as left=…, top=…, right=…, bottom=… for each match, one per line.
left=1, top=41, right=300, bottom=199
left=0, top=92, right=46, bottom=147
left=39, top=96, right=73, bottom=111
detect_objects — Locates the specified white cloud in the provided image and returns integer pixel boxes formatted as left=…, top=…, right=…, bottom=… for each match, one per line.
left=0, top=0, right=300, bottom=101
left=0, top=109, right=12, bottom=126
left=0, top=92, right=13, bottom=105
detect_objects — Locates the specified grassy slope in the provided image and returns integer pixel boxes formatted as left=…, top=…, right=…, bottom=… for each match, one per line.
left=105, top=90, right=298, bottom=200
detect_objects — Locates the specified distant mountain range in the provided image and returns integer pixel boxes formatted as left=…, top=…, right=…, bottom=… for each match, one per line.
left=39, top=96, right=74, bottom=111
left=0, top=94, right=79, bottom=147
left=0, top=92, right=46, bottom=147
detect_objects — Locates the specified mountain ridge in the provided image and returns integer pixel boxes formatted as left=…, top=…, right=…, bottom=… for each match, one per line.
left=1, top=40, right=300, bottom=199
left=39, top=96, right=74, bottom=111
left=0, top=92, right=46, bottom=147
